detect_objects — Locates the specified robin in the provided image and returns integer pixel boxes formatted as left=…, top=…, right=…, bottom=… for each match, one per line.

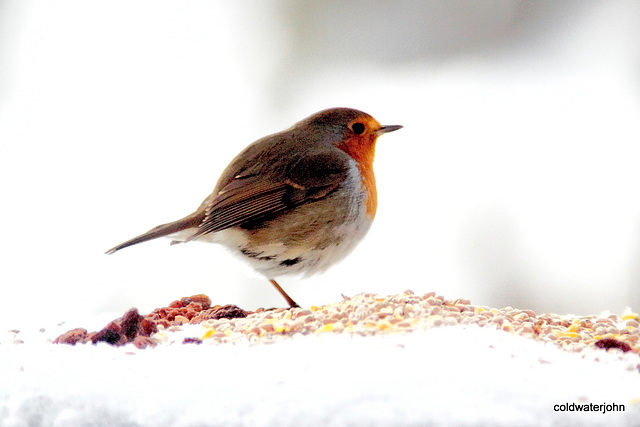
left=106, top=108, right=402, bottom=308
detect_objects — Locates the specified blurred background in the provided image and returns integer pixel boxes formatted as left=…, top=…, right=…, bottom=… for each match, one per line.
left=1, top=0, right=639, bottom=327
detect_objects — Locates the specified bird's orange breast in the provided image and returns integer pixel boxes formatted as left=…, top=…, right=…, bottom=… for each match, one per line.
left=336, top=132, right=378, bottom=219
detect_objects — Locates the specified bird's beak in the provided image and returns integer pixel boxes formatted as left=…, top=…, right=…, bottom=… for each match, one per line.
left=376, top=125, right=403, bottom=135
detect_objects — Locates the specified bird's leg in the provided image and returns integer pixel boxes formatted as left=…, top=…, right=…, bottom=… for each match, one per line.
left=268, top=279, right=300, bottom=308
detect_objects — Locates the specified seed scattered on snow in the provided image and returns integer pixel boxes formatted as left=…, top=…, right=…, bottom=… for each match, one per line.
left=53, top=291, right=640, bottom=362
left=167, top=292, right=639, bottom=361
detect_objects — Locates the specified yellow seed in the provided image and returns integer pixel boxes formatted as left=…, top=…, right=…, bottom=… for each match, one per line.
left=622, top=313, right=639, bottom=321
left=201, top=329, right=215, bottom=340
left=315, top=323, right=334, bottom=333
left=274, top=324, right=289, bottom=333
left=475, top=307, right=486, bottom=314
left=567, top=323, right=581, bottom=333
left=557, top=332, right=580, bottom=338
left=311, top=306, right=321, bottom=312
left=224, top=330, right=231, bottom=336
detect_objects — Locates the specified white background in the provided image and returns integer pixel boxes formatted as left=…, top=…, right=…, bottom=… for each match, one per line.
left=1, top=0, right=640, bottom=325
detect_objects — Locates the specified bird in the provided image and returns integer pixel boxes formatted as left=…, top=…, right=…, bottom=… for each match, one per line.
left=106, top=107, right=402, bottom=308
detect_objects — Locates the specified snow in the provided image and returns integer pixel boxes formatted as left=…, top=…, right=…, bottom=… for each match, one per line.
left=2, top=323, right=639, bottom=426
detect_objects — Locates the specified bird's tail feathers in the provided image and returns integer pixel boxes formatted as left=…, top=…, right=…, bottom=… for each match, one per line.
left=105, top=213, right=203, bottom=254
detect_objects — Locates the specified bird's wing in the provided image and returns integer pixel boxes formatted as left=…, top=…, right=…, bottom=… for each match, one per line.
left=190, top=150, right=352, bottom=238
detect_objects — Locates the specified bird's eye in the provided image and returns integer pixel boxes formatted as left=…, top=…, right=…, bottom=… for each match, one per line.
left=351, top=122, right=365, bottom=135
